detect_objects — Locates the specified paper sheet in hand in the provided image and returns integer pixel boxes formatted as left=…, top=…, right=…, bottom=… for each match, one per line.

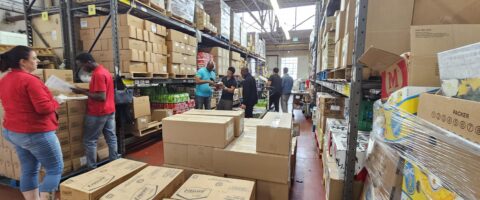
left=45, top=75, right=74, bottom=93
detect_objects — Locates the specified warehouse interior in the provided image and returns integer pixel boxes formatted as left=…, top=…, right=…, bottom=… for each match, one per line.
left=0, top=0, right=479, bottom=200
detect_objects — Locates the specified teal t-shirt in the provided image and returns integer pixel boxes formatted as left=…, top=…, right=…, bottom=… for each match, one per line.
left=195, top=67, right=216, bottom=97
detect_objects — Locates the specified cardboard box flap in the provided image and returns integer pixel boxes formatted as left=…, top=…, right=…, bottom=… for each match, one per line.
left=358, top=47, right=402, bottom=71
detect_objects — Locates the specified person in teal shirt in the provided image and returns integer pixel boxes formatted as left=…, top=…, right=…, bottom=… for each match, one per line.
left=195, top=60, right=217, bottom=109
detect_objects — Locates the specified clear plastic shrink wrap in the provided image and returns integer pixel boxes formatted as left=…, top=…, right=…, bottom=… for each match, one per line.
left=364, top=101, right=480, bottom=200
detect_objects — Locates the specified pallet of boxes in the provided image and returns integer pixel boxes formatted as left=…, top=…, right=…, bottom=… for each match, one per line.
left=162, top=109, right=298, bottom=199
left=204, top=0, right=231, bottom=41
left=230, top=13, right=242, bottom=47
left=230, top=50, right=244, bottom=74
left=210, top=47, right=230, bottom=76
left=166, top=29, right=198, bottom=78
left=79, top=14, right=170, bottom=78
left=195, top=1, right=218, bottom=35
left=166, top=0, right=195, bottom=27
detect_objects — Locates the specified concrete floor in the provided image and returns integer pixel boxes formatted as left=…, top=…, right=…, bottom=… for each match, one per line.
left=0, top=110, right=326, bottom=200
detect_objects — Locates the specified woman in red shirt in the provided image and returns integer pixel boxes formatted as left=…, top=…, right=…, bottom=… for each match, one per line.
left=0, top=46, right=63, bottom=200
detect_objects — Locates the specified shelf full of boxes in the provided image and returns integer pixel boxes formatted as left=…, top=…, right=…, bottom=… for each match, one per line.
left=311, top=0, right=480, bottom=199
left=0, top=0, right=268, bottom=182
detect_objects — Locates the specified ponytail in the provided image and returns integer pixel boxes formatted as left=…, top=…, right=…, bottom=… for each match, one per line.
left=0, top=46, right=32, bottom=72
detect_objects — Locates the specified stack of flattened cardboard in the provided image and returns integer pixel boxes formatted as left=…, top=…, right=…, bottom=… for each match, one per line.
left=166, top=29, right=198, bottom=76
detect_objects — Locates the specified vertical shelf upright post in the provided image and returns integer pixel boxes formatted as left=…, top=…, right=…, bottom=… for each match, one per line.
left=23, top=0, right=34, bottom=46
left=343, top=0, right=368, bottom=199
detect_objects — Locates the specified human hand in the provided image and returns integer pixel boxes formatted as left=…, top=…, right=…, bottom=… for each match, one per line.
left=54, top=95, right=66, bottom=104
left=240, top=104, right=246, bottom=109
left=71, top=87, right=86, bottom=94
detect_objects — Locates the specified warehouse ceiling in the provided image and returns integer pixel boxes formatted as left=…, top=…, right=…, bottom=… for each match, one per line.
left=224, top=0, right=317, bottom=12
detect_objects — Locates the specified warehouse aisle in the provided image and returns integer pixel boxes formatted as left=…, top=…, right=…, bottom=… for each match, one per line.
left=0, top=111, right=325, bottom=200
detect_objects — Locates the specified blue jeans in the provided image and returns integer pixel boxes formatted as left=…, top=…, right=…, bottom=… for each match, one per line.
left=83, top=113, right=119, bottom=169
left=195, top=96, right=211, bottom=109
left=2, top=129, right=63, bottom=192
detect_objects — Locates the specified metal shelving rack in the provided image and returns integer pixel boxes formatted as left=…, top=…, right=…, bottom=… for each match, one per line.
left=311, top=0, right=378, bottom=199
left=20, top=0, right=267, bottom=180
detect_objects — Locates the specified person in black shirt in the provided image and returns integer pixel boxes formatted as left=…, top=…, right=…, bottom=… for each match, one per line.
left=217, top=67, right=237, bottom=110
left=240, top=67, right=258, bottom=118
left=267, top=67, right=282, bottom=112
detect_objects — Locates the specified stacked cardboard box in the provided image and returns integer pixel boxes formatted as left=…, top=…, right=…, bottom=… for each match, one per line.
left=247, top=32, right=258, bottom=53
left=210, top=47, right=230, bottom=75
left=195, top=4, right=217, bottom=33
left=315, top=92, right=345, bottom=150
left=171, top=174, right=255, bottom=199
left=166, top=0, right=195, bottom=23
left=162, top=111, right=295, bottom=199
left=321, top=18, right=336, bottom=70
left=132, top=96, right=164, bottom=137
left=31, top=14, right=68, bottom=60
left=241, top=23, right=248, bottom=48
left=204, top=0, right=231, bottom=39
left=166, top=29, right=198, bottom=76
left=230, top=51, right=244, bottom=74
left=79, top=15, right=169, bottom=74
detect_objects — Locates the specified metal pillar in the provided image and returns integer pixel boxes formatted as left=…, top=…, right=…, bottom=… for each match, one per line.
left=61, top=0, right=74, bottom=68
left=343, top=0, right=368, bottom=199
left=23, top=0, right=34, bottom=46
left=110, top=0, right=125, bottom=156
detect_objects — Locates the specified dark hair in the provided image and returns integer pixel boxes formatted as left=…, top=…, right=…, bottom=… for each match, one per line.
left=283, top=67, right=288, bottom=73
left=0, top=46, right=32, bottom=72
left=273, top=67, right=279, bottom=73
left=75, top=52, right=95, bottom=63
left=228, top=67, right=235, bottom=74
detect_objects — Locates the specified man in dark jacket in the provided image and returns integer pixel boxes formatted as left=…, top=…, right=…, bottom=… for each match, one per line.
left=267, top=67, right=282, bottom=112
left=240, top=67, right=258, bottom=118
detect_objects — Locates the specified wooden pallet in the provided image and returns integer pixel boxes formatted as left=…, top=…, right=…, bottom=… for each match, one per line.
left=133, top=121, right=162, bottom=137
left=169, top=73, right=188, bottom=79
left=136, top=0, right=167, bottom=15
left=202, top=28, right=218, bottom=36
left=167, top=12, right=195, bottom=27
left=152, top=73, right=169, bottom=79
left=122, top=72, right=153, bottom=79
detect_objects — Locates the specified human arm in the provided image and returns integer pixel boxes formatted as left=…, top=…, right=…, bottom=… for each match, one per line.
left=27, top=79, right=59, bottom=115
left=72, top=74, right=107, bottom=102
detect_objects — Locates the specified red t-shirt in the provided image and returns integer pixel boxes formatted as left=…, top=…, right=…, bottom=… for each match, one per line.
left=0, top=69, right=59, bottom=133
left=87, top=65, right=115, bottom=116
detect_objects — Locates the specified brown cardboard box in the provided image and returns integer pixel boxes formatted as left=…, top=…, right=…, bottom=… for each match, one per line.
left=162, top=164, right=224, bottom=178
left=121, top=38, right=147, bottom=51
left=136, top=28, right=144, bottom=41
left=92, top=49, right=143, bottom=62
left=164, top=143, right=188, bottom=167
left=171, top=174, right=255, bottom=200
left=183, top=109, right=245, bottom=137
left=70, top=129, right=83, bottom=144
left=166, top=29, right=188, bottom=43
left=168, top=63, right=181, bottom=74
left=72, top=156, right=87, bottom=170
left=121, top=61, right=147, bottom=73
left=79, top=29, right=96, bottom=42
left=60, top=159, right=147, bottom=200
left=80, top=17, right=100, bottom=29
left=57, top=132, right=70, bottom=148
left=97, top=148, right=109, bottom=161
left=325, top=161, right=363, bottom=200
left=163, top=114, right=235, bottom=148
left=167, top=52, right=185, bottom=64
left=418, top=93, right=480, bottom=144
left=213, top=132, right=290, bottom=184
left=412, top=0, right=480, bottom=25
left=118, top=14, right=145, bottom=29
left=364, top=0, right=414, bottom=55
left=66, top=100, right=87, bottom=117
left=70, top=143, right=85, bottom=158
left=92, top=26, right=137, bottom=40
left=99, top=166, right=185, bottom=200
left=135, top=115, right=151, bottom=130
left=32, top=14, right=64, bottom=49
left=188, top=35, right=197, bottom=46
left=157, top=24, right=167, bottom=36
left=152, top=109, right=173, bottom=122
left=32, top=69, right=45, bottom=82
left=68, top=115, right=85, bottom=134
left=43, top=69, right=74, bottom=84
left=257, top=112, right=293, bottom=156
left=187, top=145, right=214, bottom=171
left=166, top=41, right=183, bottom=53
left=133, top=96, right=151, bottom=118
left=334, top=40, right=343, bottom=69
left=57, top=116, right=69, bottom=134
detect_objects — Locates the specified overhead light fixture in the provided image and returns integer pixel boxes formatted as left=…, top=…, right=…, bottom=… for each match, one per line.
left=270, top=0, right=290, bottom=40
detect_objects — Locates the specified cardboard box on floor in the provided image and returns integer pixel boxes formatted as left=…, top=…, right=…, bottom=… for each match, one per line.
left=164, top=143, right=215, bottom=171
left=170, top=174, right=255, bottom=200
left=183, top=109, right=245, bottom=137
left=151, top=109, right=173, bottom=122
left=163, top=164, right=225, bottom=178
left=99, top=166, right=185, bottom=200
left=257, top=112, right=293, bottom=156
left=325, top=159, right=363, bottom=200
left=359, top=24, right=480, bottom=98
left=226, top=175, right=290, bottom=200
left=60, top=158, right=147, bottom=200
left=162, top=114, right=235, bottom=148
left=213, top=132, right=290, bottom=184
